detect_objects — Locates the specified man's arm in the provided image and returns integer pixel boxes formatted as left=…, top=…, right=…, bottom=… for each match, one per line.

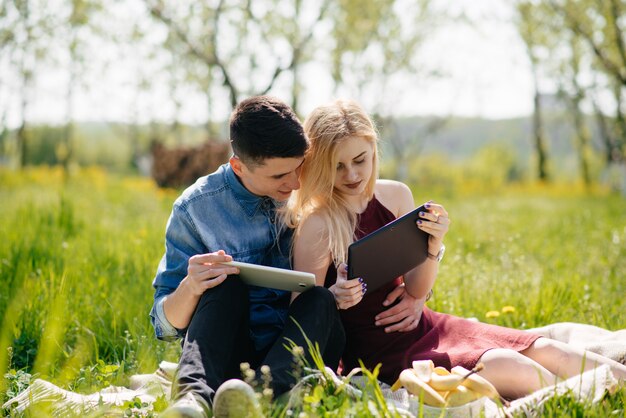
left=375, top=284, right=428, bottom=333
left=150, top=204, right=238, bottom=339
left=162, top=251, right=239, bottom=329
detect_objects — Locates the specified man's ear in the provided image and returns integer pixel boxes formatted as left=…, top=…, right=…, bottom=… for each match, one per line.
left=230, top=155, right=244, bottom=176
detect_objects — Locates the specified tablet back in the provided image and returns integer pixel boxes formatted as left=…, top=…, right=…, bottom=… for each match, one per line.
left=347, top=205, right=429, bottom=292
left=223, top=261, right=316, bottom=292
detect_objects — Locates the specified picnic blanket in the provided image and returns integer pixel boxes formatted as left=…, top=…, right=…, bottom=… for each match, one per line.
left=3, top=322, right=625, bottom=417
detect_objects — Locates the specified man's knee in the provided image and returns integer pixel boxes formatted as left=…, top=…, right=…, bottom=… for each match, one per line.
left=297, top=286, right=337, bottom=315
left=196, top=276, right=248, bottom=313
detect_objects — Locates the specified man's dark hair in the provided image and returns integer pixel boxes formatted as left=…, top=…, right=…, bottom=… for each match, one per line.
left=229, top=96, right=308, bottom=166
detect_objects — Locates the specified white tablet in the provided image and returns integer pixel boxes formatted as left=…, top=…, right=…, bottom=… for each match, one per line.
left=221, top=261, right=316, bottom=292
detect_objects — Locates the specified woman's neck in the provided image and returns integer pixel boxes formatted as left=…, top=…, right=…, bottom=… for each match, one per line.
left=344, top=194, right=370, bottom=214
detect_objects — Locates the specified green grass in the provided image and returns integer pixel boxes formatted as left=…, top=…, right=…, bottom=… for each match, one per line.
left=0, top=167, right=624, bottom=417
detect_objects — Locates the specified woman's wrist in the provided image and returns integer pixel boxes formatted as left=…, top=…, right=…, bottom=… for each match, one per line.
left=428, top=237, right=442, bottom=252
left=427, top=242, right=445, bottom=262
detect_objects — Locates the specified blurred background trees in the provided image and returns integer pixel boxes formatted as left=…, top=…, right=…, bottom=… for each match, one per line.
left=0, top=0, right=625, bottom=192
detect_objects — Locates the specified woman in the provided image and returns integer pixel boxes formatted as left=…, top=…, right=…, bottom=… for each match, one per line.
left=284, top=99, right=626, bottom=399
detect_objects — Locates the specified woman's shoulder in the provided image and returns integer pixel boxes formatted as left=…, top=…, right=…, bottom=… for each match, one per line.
left=298, top=210, right=330, bottom=236
left=375, top=179, right=411, bottom=194
left=375, top=179, right=413, bottom=202
left=374, top=179, right=414, bottom=217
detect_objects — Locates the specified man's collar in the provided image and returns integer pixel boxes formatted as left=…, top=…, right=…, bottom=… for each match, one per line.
left=225, top=164, right=274, bottom=217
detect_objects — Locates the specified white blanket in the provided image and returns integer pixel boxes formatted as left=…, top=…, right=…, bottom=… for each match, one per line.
left=3, top=322, right=624, bottom=417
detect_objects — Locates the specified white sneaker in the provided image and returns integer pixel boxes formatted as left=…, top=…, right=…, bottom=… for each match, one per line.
left=212, top=379, right=263, bottom=418
left=161, top=392, right=208, bottom=418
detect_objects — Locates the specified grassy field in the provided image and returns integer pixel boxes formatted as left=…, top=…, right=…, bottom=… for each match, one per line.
left=0, top=167, right=624, bottom=417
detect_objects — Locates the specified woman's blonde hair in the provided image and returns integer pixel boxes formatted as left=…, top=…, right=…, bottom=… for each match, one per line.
left=284, top=99, right=379, bottom=266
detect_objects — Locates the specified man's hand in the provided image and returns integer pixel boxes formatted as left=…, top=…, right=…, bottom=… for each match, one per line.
left=375, top=283, right=426, bottom=333
left=183, top=250, right=240, bottom=297
left=330, top=263, right=365, bottom=310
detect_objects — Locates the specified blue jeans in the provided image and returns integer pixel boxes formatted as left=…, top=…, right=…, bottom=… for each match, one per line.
left=172, top=277, right=345, bottom=406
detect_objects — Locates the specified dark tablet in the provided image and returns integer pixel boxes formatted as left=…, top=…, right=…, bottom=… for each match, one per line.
left=347, top=205, right=429, bottom=292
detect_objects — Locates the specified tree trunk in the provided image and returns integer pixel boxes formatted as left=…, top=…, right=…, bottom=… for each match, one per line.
left=62, top=43, right=77, bottom=175
left=568, top=96, right=591, bottom=187
left=566, top=36, right=591, bottom=187
left=613, top=83, right=626, bottom=161
left=532, top=82, right=549, bottom=181
left=592, top=98, right=618, bottom=164
left=17, top=72, right=29, bottom=169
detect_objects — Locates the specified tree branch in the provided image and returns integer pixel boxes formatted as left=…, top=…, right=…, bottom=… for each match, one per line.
left=146, top=0, right=239, bottom=107
left=550, top=0, right=626, bottom=86
left=609, top=0, right=626, bottom=72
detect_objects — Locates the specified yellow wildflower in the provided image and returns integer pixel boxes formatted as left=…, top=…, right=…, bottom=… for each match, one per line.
left=501, top=306, right=516, bottom=314
left=486, top=311, right=500, bottom=318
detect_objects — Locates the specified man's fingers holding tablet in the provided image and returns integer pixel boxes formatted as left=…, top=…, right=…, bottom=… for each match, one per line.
left=189, top=250, right=233, bottom=265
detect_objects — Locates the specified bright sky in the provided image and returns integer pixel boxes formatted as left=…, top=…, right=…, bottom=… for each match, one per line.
left=1, top=0, right=535, bottom=128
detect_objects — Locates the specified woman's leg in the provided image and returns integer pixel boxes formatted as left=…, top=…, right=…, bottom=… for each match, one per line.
left=520, top=337, right=626, bottom=380
left=477, top=348, right=557, bottom=399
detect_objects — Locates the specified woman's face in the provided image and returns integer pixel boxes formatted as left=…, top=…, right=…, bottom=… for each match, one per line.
left=333, top=135, right=374, bottom=196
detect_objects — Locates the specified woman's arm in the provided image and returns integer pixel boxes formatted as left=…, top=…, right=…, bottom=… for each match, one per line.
left=292, top=214, right=332, bottom=287
left=292, top=214, right=364, bottom=309
left=376, top=181, right=449, bottom=299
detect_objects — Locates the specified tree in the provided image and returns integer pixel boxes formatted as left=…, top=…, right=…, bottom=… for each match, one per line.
left=1, top=0, right=55, bottom=168
left=558, top=33, right=592, bottom=186
left=549, top=0, right=626, bottom=165
left=329, top=0, right=443, bottom=181
left=145, top=0, right=330, bottom=117
left=60, top=0, right=101, bottom=173
left=515, top=0, right=551, bottom=182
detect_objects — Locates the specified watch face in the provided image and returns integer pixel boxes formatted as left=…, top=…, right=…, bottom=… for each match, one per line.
left=437, top=244, right=446, bottom=262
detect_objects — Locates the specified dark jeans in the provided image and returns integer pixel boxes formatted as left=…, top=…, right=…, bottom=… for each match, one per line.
left=172, top=277, right=345, bottom=407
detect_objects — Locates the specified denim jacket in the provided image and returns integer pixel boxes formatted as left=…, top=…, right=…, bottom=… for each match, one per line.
left=150, top=163, right=292, bottom=350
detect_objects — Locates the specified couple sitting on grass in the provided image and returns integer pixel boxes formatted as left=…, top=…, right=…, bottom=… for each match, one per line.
left=151, top=96, right=626, bottom=418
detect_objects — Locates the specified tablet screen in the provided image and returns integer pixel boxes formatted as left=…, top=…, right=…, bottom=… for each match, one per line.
left=347, top=205, right=429, bottom=292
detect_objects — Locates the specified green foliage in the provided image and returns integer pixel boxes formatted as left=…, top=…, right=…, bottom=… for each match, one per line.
left=0, top=167, right=624, bottom=417
left=380, top=144, right=528, bottom=198
left=2, top=368, right=33, bottom=405
left=0, top=167, right=181, bottom=397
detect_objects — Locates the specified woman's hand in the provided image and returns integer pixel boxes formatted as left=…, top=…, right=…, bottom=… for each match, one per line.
left=417, top=201, right=450, bottom=253
left=330, top=263, right=365, bottom=310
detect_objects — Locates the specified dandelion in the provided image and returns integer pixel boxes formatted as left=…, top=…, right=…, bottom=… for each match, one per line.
left=243, top=368, right=256, bottom=385
left=486, top=310, right=500, bottom=318
left=260, top=364, right=272, bottom=389
left=501, top=306, right=516, bottom=314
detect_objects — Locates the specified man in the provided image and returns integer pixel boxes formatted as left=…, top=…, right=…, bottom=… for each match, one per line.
left=152, top=96, right=345, bottom=418
left=151, top=96, right=426, bottom=418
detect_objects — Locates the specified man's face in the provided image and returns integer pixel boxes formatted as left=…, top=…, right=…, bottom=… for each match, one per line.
left=230, top=156, right=304, bottom=201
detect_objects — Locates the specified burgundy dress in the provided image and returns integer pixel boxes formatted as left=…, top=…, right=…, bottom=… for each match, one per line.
left=324, top=196, right=541, bottom=385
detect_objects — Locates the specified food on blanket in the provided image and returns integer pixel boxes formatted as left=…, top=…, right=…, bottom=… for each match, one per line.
left=443, top=384, right=483, bottom=406
left=433, top=366, right=451, bottom=375
left=451, top=366, right=499, bottom=399
left=411, top=359, right=434, bottom=381
left=428, top=372, right=467, bottom=391
left=396, top=369, right=446, bottom=407
left=391, top=362, right=500, bottom=408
